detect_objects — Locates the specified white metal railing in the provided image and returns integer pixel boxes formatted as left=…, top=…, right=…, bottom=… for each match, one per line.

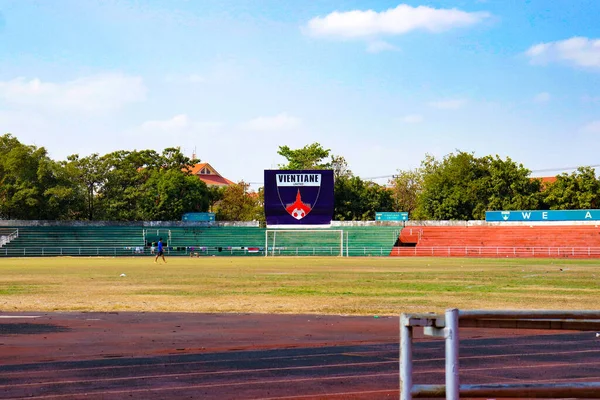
left=0, top=229, right=18, bottom=248
left=0, top=245, right=396, bottom=257
left=1, top=246, right=149, bottom=257
left=394, top=246, right=600, bottom=257
left=400, top=309, right=600, bottom=399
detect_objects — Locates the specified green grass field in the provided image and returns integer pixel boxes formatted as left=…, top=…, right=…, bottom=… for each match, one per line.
left=1, top=256, right=600, bottom=315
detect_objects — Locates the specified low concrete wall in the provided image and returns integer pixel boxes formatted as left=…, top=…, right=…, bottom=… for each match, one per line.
left=0, top=220, right=260, bottom=228
left=406, top=220, right=600, bottom=227
left=2, top=219, right=598, bottom=228
left=332, top=221, right=404, bottom=227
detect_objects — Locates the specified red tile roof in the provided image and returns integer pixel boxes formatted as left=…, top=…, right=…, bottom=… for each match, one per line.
left=185, top=162, right=235, bottom=187
left=537, top=176, right=558, bottom=184
left=186, top=163, right=209, bottom=175
left=199, top=175, right=236, bottom=186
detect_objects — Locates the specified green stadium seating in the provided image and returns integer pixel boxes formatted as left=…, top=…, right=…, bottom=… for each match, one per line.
left=0, top=224, right=400, bottom=257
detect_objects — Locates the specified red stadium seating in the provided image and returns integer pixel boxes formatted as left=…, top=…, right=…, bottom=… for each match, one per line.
left=391, top=225, right=600, bottom=258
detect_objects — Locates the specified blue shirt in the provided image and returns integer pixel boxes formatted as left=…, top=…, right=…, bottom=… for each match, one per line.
left=157, top=241, right=163, bottom=251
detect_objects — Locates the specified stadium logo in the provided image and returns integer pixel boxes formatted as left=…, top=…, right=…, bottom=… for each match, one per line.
left=276, top=173, right=322, bottom=220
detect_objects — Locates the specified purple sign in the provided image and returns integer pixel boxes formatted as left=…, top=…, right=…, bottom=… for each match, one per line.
left=264, top=170, right=334, bottom=227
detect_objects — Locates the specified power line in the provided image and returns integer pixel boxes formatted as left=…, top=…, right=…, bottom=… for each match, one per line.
left=365, top=164, right=600, bottom=180
left=244, top=164, right=600, bottom=186
left=530, top=164, right=600, bottom=173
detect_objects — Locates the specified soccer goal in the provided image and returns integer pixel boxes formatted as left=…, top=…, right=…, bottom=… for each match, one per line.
left=265, top=229, right=345, bottom=257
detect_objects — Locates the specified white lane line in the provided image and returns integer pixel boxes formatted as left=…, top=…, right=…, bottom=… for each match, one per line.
left=0, top=360, right=396, bottom=388
left=1, top=371, right=398, bottom=399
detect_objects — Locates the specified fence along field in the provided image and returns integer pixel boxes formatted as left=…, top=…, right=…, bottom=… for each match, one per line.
left=0, top=256, right=598, bottom=314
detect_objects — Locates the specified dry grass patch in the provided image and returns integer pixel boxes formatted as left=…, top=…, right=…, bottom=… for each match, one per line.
left=1, top=256, right=600, bottom=315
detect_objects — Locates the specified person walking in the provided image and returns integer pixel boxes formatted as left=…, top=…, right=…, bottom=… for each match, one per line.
left=154, top=238, right=167, bottom=263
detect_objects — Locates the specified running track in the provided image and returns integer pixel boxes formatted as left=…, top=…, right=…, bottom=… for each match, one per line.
left=1, top=312, right=599, bottom=399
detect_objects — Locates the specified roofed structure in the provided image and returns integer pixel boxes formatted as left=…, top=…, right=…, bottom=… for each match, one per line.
left=187, top=163, right=235, bottom=187
left=535, top=176, right=558, bottom=185
left=532, top=176, right=558, bottom=189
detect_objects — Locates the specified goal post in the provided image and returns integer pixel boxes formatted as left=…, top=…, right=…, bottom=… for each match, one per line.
left=265, top=229, right=345, bottom=257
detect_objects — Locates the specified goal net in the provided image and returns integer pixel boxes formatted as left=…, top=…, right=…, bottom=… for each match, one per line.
left=265, top=229, right=345, bottom=257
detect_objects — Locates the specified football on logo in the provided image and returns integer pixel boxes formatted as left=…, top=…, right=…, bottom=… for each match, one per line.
left=286, top=190, right=312, bottom=220
left=290, top=208, right=306, bottom=220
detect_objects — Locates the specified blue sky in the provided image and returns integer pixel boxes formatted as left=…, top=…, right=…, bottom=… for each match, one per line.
left=1, top=0, right=599, bottom=187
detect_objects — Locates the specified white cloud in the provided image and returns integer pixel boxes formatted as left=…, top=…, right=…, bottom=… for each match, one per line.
left=141, top=114, right=191, bottom=131
left=306, top=4, right=490, bottom=39
left=165, top=73, right=206, bottom=84
left=428, top=99, right=467, bottom=110
left=0, top=73, right=146, bottom=113
left=533, top=92, right=551, bottom=103
left=401, top=114, right=424, bottom=123
left=188, top=74, right=205, bottom=83
left=582, top=95, right=600, bottom=104
left=141, top=114, right=222, bottom=133
left=526, top=37, right=600, bottom=69
left=135, top=114, right=224, bottom=154
left=0, top=110, right=48, bottom=143
left=240, top=112, right=301, bottom=132
left=581, top=120, right=600, bottom=134
left=165, top=58, right=243, bottom=86
left=366, top=40, right=399, bottom=53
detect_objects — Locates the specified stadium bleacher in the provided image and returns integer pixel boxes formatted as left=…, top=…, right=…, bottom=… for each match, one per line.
left=5, top=222, right=600, bottom=258
left=391, top=225, right=600, bottom=258
left=0, top=226, right=145, bottom=256
left=0, top=224, right=400, bottom=257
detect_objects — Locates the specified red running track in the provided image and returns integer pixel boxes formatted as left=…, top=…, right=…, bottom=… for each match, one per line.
left=1, top=312, right=599, bottom=399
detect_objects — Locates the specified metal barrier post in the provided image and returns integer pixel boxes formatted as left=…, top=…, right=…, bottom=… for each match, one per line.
left=400, top=314, right=413, bottom=400
left=445, top=308, right=459, bottom=400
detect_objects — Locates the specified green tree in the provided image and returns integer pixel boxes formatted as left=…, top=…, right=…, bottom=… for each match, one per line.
left=99, top=150, right=157, bottom=220
left=65, top=153, right=108, bottom=220
left=215, top=182, right=263, bottom=221
left=0, top=134, right=77, bottom=220
left=482, top=155, right=541, bottom=214
left=331, top=155, right=353, bottom=179
left=416, top=151, right=540, bottom=220
left=140, top=169, right=210, bottom=221
left=207, top=186, right=226, bottom=213
left=43, top=160, right=86, bottom=220
left=389, top=168, right=423, bottom=214
left=416, top=152, right=477, bottom=220
left=542, top=167, right=600, bottom=209
left=99, top=147, right=203, bottom=221
left=334, top=176, right=393, bottom=220
left=277, top=143, right=332, bottom=170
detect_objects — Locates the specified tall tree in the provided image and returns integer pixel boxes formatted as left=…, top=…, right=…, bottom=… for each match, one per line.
left=389, top=169, right=423, bottom=214
left=43, top=160, right=86, bottom=220
left=207, top=186, right=226, bottom=213
left=542, top=167, right=600, bottom=209
left=483, top=155, right=541, bottom=214
left=277, top=143, right=332, bottom=170
left=214, top=182, right=263, bottom=221
left=331, top=155, right=353, bottom=179
left=140, top=169, right=210, bottom=221
left=334, top=176, right=393, bottom=221
left=415, top=151, right=540, bottom=220
left=416, top=152, right=478, bottom=220
left=66, top=153, right=108, bottom=220
left=0, top=134, right=75, bottom=220
left=99, top=150, right=157, bottom=220
left=99, top=147, right=203, bottom=221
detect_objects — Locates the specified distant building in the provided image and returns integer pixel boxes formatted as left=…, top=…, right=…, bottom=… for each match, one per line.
left=186, top=163, right=235, bottom=187
left=533, top=176, right=557, bottom=189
